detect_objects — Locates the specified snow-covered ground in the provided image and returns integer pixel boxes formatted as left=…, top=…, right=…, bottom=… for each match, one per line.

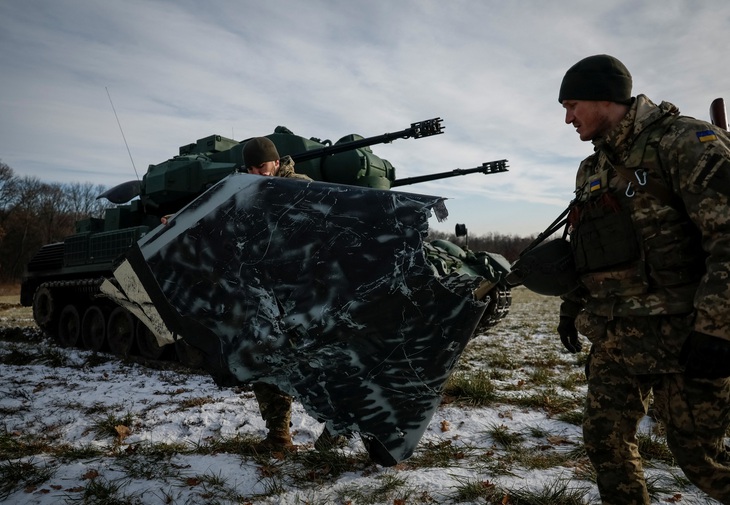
left=0, top=288, right=722, bottom=504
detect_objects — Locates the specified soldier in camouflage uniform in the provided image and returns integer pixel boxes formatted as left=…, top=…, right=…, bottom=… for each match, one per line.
left=242, top=137, right=312, bottom=451
left=244, top=136, right=313, bottom=181
left=556, top=54, right=730, bottom=504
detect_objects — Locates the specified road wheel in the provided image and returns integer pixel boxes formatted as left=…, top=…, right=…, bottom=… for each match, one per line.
left=175, top=339, right=205, bottom=369
left=57, top=305, right=81, bottom=347
left=33, top=286, right=57, bottom=334
left=107, top=307, right=136, bottom=357
left=136, top=322, right=167, bottom=360
left=82, top=305, right=107, bottom=351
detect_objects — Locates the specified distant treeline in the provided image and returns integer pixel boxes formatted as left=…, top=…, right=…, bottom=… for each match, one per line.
left=0, top=159, right=534, bottom=283
left=0, top=161, right=113, bottom=282
left=426, top=229, right=535, bottom=264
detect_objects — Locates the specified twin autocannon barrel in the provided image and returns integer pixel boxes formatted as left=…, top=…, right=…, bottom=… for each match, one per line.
left=289, top=117, right=508, bottom=187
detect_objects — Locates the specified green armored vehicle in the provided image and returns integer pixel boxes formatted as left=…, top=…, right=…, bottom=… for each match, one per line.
left=20, top=118, right=511, bottom=364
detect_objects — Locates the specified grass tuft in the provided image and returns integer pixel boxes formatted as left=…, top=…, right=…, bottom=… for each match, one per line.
left=443, top=370, right=498, bottom=406
left=504, top=475, right=591, bottom=504
left=0, top=458, right=55, bottom=500
left=66, top=475, right=140, bottom=505
left=92, top=411, right=135, bottom=442
left=405, top=439, right=476, bottom=469
left=486, top=423, right=525, bottom=451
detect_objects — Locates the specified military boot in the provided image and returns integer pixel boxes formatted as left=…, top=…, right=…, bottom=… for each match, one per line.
left=255, top=428, right=296, bottom=452
left=253, top=382, right=296, bottom=452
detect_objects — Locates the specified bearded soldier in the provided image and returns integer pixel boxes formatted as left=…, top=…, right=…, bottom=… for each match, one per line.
left=557, top=54, right=730, bottom=504
left=243, top=136, right=313, bottom=181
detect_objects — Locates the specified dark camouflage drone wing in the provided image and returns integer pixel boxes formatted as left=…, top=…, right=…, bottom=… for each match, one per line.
left=103, top=173, right=486, bottom=466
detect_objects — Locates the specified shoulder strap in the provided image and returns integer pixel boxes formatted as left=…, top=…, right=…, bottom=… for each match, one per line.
left=614, top=114, right=684, bottom=211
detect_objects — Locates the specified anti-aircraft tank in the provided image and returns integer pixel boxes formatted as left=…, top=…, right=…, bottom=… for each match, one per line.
left=20, top=118, right=511, bottom=365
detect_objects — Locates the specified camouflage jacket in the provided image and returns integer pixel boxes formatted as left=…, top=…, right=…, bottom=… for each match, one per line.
left=561, top=95, right=730, bottom=339
left=277, top=156, right=313, bottom=181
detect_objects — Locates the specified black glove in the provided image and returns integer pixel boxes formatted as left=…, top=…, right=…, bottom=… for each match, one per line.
left=681, top=332, right=730, bottom=379
left=558, top=316, right=582, bottom=353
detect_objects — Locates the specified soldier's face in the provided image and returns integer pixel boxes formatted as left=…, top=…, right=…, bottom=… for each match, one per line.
left=562, top=100, right=615, bottom=141
left=248, top=159, right=280, bottom=176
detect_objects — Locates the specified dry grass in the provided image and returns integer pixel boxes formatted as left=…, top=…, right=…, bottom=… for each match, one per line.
left=0, top=282, right=20, bottom=297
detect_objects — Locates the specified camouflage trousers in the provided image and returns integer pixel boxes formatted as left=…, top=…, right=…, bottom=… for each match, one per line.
left=581, top=314, right=730, bottom=505
left=252, top=382, right=293, bottom=437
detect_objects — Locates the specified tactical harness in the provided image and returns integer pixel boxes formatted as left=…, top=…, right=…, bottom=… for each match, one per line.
left=511, top=111, right=716, bottom=301
left=569, top=112, right=708, bottom=302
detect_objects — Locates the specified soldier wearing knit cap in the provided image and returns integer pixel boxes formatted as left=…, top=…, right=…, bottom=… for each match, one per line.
left=558, top=54, right=637, bottom=142
left=553, top=54, right=730, bottom=503
left=243, top=137, right=311, bottom=181
left=241, top=136, right=312, bottom=453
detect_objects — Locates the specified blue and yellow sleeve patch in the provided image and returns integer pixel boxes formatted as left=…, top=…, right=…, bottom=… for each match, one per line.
left=589, top=179, right=601, bottom=192
left=697, top=130, right=718, bottom=143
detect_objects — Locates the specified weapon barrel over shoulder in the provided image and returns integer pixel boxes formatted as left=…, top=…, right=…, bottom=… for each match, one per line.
left=392, top=159, right=509, bottom=187
left=710, top=98, right=728, bottom=131
left=290, top=118, right=444, bottom=163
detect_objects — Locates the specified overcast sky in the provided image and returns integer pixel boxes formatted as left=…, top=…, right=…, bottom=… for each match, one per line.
left=1, top=0, right=728, bottom=237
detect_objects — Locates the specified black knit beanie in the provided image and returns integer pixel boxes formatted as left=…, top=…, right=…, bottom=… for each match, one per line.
left=243, top=137, right=280, bottom=167
left=558, top=54, right=632, bottom=104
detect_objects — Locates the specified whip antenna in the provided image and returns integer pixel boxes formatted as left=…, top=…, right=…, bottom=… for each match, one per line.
left=106, top=87, right=140, bottom=181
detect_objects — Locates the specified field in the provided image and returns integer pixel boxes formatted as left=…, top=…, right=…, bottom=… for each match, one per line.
left=0, top=286, right=721, bottom=504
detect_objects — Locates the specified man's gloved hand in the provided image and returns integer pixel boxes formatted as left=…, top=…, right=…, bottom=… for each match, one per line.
left=558, top=316, right=582, bottom=353
left=681, top=332, right=730, bottom=379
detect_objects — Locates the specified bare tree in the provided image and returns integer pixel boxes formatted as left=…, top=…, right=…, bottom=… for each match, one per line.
left=91, top=184, right=115, bottom=218
left=3, top=177, right=46, bottom=279
left=37, top=182, right=74, bottom=244
left=0, top=161, right=17, bottom=209
left=0, top=162, right=19, bottom=240
left=65, top=182, right=112, bottom=220
left=0, top=159, right=127, bottom=282
left=0, top=176, right=78, bottom=280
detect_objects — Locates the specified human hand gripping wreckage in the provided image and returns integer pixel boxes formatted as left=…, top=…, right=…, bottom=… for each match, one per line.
left=100, top=171, right=489, bottom=467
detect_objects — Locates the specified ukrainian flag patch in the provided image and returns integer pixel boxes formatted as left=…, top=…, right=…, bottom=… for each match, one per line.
left=589, top=179, right=601, bottom=192
left=697, top=130, right=718, bottom=143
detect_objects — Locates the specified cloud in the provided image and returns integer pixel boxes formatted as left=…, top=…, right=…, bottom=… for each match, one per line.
left=1, top=0, right=728, bottom=236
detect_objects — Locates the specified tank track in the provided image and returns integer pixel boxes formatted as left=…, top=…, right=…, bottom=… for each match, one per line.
left=38, top=278, right=104, bottom=295
left=477, top=286, right=512, bottom=332
left=30, top=278, right=202, bottom=367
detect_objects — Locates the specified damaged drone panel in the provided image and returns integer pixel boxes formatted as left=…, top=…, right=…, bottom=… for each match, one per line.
left=105, top=173, right=486, bottom=465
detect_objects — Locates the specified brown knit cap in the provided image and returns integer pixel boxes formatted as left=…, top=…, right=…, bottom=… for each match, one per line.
left=243, top=137, right=280, bottom=167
